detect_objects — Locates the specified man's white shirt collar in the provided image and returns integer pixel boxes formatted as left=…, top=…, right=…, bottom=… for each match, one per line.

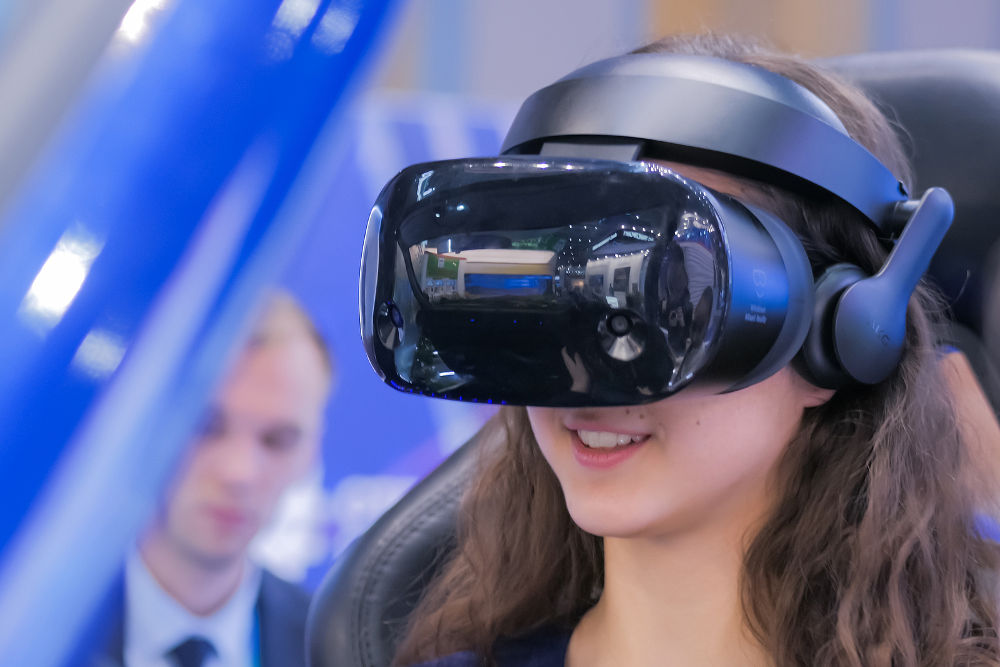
left=123, top=549, right=262, bottom=667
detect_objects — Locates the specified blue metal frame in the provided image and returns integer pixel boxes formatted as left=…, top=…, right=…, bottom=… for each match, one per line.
left=0, top=0, right=396, bottom=664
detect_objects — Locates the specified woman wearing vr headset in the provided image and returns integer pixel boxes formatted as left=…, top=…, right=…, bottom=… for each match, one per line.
left=362, top=34, right=1000, bottom=666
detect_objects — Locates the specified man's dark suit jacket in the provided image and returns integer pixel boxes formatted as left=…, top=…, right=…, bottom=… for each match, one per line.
left=90, top=569, right=311, bottom=667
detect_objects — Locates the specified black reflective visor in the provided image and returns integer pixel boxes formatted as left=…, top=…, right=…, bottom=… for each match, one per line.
left=361, top=156, right=813, bottom=407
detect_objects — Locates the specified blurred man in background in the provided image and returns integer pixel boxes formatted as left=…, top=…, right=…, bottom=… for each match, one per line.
left=93, top=291, right=334, bottom=667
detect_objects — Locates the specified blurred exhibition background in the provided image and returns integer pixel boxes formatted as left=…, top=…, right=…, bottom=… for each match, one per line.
left=0, top=1, right=997, bottom=664
left=267, top=0, right=1000, bottom=589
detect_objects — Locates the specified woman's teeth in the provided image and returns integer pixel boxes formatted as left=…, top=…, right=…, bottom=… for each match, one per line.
left=576, top=430, right=648, bottom=449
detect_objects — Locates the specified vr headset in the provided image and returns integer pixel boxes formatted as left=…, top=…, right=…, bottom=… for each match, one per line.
left=360, top=53, right=954, bottom=407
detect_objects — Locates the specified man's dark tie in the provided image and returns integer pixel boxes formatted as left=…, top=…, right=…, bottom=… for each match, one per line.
left=166, top=636, right=216, bottom=667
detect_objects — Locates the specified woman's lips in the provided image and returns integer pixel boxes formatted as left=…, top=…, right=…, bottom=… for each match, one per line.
left=569, top=428, right=649, bottom=469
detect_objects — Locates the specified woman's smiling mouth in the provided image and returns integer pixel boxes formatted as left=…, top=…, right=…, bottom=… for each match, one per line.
left=570, top=428, right=650, bottom=468
left=576, top=429, right=650, bottom=448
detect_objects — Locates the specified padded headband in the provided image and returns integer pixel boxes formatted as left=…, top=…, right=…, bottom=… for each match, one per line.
left=501, top=53, right=909, bottom=231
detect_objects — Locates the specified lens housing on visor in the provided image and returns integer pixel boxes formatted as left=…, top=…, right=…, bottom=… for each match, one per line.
left=361, top=157, right=810, bottom=407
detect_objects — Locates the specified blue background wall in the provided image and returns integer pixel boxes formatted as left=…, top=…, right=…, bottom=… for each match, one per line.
left=257, top=96, right=514, bottom=585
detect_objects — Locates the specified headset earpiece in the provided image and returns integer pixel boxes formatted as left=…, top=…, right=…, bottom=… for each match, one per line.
left=796, top=188, right=954, bottom=389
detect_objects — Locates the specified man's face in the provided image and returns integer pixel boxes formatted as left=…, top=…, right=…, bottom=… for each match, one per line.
left=158, top=337, right=329, bottom=568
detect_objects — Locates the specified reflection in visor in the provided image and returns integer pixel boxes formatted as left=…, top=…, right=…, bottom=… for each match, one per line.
left=400, top=210, right=723, bottom=401
left=412, top=246, right=558, bottom=301
left=463, top=273, right=553, bottom=297
left=407, top=206, right=722, bottom=392
left=361, top=157, right=762, bottom=406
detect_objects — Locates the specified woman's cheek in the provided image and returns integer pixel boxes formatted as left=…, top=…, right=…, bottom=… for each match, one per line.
left=526, top=407, right=560, bottom=462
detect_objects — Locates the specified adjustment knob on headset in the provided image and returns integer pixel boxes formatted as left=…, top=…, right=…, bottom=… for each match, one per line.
left=608, top=312, right=632, bottom=336
left=376, top=301, right=404, bottom=350
left=598, top=310, right=645, bottom=362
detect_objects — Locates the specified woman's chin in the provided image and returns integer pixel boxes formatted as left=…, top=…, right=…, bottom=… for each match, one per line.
left=566, top=504, right=658, bottom=539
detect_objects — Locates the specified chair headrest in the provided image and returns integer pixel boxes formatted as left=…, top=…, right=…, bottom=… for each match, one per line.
left=826, top=50, right=1000, bottom=338
left=306, top=435, right=481, bottom=667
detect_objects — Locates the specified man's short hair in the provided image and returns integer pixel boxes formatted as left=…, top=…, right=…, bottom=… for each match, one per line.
left=249, top=290, right=335, bottom=389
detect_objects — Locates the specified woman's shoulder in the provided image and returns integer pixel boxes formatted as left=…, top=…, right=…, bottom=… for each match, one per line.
left=407, top=626, right=572, bottom=667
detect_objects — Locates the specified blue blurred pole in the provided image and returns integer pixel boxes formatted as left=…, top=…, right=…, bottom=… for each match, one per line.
left=0, top=0, right=397, bottom=664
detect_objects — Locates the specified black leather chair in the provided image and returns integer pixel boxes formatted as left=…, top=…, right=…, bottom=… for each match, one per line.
left=827, top=50, right=1000, bottom=413
left=306, top=50, right=1000, bottom=667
